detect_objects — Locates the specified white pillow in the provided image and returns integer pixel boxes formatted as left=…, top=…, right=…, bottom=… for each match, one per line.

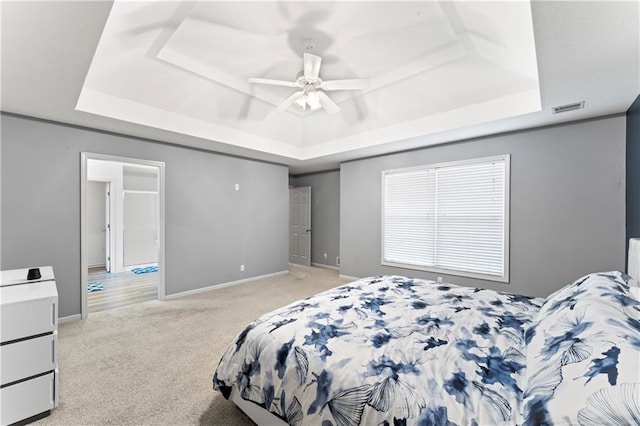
left=522, top=271, right=640, bottom=425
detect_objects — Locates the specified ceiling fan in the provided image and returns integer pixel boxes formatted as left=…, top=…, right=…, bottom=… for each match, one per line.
left=248, top=53, right=369, bottom=114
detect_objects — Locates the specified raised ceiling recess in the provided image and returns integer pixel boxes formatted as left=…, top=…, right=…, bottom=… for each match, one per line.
left=76, top=1, right=541, bottom=161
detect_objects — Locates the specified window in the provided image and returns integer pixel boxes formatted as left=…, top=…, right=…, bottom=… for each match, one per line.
left=382, top=155, right=509, bottom=282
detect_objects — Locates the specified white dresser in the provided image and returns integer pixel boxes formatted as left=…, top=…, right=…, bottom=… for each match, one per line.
left=0, top=266, right=58, bottom=426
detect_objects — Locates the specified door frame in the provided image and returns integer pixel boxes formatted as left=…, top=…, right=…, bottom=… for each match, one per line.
left=105, top=182, right=111, bottom=272
left=80, top=152, right=166, bottom=319
left=86, top=179, right=112, bottom=270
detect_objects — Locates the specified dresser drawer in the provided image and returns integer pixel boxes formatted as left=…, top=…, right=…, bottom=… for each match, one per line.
left=0, top=290, right=57, bottom=342
left=0, top=372, right=55, bottom=426
left=1, top=333, right=57, bottom=386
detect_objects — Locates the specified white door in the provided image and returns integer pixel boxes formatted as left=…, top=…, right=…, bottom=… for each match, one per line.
left=123, top=191, right=159, bottom=267
left=290, top=186, right=311, bottom=266
left=87, top=181, right=107, bottom=268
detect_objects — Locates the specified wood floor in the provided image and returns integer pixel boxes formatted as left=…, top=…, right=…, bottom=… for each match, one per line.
left=88, top=267, right=158, bottom=313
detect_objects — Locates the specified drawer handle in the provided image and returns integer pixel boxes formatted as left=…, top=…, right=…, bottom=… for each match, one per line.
left=51, top=339, right=56, bottom=365
left=51, top=302, right=56, bottom=326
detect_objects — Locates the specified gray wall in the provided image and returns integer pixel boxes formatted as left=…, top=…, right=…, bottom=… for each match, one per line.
left=291, top=170, right=340, bottom=267
left=1, top=114, right=289, bottom=318
left=627, top=95, right=640, bottom=259
left=340, top=116, right=626, bottom=298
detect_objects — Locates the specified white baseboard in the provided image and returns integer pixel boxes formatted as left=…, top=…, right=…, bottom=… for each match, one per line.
left=339, top=274, right=361, bottom=281
left=311, top=263, right=339, bottom=271
left=164, top=270, right=289, bottom=300
left=59, top=314, right=81, bottom=324
left=288, top=262, right=313, bottom=268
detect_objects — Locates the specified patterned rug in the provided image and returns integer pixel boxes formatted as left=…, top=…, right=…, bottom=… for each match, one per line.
left=87, top=282, right=103, bottom=292
left=131, top=265, right=158, bottom=274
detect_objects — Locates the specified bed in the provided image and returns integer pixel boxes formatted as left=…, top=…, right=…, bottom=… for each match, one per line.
left=213, top=271, right=640, bottom=425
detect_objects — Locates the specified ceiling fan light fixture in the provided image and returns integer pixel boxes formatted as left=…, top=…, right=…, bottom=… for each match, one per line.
left=294, top=95, right=307, bottom=110
left=307, top=90, right=321, bottom=110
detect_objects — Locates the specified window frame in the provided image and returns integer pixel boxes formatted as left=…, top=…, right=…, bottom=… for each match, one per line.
left=380, top=154, right=510, bottom=283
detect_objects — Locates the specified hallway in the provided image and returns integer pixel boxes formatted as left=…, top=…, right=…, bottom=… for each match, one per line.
left=88, top=267, right=158, bottom=313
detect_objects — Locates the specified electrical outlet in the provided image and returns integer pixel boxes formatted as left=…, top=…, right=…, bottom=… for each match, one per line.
left=437, top=276, right=443, bottom=283
left=240, top=264, right=245, bottom=272
left=336, top=256, right=340, bottom=266
left=323, top=253, right=327, bottom=259
left=235, top=183, right=240, bottom=191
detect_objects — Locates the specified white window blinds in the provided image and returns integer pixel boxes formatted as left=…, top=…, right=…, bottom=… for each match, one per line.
left=382, top=156, right=509, bottom=282
left=383, top=170, right=436, bottom=267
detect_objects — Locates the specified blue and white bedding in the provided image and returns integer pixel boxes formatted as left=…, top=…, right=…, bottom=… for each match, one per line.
left=523, top=272, right=640, bottom=425
left=213, top=272, right=640, bottom=425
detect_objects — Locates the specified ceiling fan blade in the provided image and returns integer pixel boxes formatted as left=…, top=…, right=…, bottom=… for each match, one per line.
left=303, top=53, right=322, bottom=80
left=248, top=78, right=299, bottom=88
left=321, top=79, right=370, bottom=91
left=317, top=91, right=341, bottom=114
left=276, top=91, right=304, bottom=112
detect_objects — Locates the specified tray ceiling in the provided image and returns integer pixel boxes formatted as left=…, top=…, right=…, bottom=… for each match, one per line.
left=76, top=1, right=540, bottom=160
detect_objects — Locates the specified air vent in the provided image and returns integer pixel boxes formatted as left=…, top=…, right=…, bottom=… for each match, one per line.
left=552, top=101, right=585, bottom=114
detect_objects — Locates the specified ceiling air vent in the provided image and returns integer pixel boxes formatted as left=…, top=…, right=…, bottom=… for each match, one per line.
left=552, top=101, right=585, bottom=114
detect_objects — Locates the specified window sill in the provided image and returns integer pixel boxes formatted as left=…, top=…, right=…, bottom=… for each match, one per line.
left=381, top=260, right=509, bottom=284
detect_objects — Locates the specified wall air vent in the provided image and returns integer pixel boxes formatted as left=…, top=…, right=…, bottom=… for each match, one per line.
left=552, top=101, right=585, bottom=114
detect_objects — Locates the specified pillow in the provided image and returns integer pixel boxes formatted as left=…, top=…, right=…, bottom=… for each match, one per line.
left=522, top=271, right=640, bottom=425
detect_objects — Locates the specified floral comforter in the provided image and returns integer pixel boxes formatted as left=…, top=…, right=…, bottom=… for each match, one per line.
left=213, top=275, right=544, bottom=425
left=522, top=271, right=640, bottom=425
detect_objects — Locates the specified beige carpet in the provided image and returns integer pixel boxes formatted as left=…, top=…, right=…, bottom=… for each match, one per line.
left=38, top=265, right=352, bottom=426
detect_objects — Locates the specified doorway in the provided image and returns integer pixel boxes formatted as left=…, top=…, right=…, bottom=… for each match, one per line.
left=87, top=181, right=110, bottom=271
left=81, top=153, right=166, bottom=319
left=290, top=186, right=311, bottom=266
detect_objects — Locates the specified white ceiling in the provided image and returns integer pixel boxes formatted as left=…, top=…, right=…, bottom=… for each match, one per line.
left=1, top=1, right=638, bottom=174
